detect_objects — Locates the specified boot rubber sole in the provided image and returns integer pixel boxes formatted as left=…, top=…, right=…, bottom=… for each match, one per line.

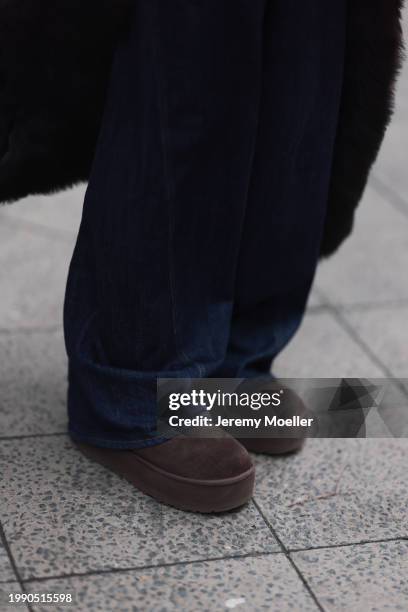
left=75, top=442, right=255, bottom=514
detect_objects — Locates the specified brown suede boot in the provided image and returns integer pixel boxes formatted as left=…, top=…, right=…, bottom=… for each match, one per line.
left=75, top=430, right=254, bottom=513
left=236, top=380, right=308, bottom=456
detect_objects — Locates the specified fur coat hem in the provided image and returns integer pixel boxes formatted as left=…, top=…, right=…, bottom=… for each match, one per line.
left=0, top=0, right=404, bottom=257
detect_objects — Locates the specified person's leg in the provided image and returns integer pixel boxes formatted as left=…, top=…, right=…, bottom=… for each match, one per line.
left=64, top=0, right=267, bottom=450
left=214, top=0, right=347, bottom=380
left=63, top=0, right=274, bottom=511
left=210, top=0, right=346, bottom=457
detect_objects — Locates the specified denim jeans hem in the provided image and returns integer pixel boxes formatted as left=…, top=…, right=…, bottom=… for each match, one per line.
left=69, top=429, right=169, bottom=450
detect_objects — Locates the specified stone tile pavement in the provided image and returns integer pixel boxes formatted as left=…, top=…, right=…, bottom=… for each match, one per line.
left=1, top=20, right=408, bottom=612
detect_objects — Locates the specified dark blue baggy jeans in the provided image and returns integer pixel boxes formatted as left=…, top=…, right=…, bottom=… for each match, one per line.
left=64, top=0, right=346, bottom=448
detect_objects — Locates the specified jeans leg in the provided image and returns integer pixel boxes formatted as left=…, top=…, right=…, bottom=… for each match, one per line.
left=214, top=0, right=347, bottom=378
left=64, top=0, right=267, bottom=448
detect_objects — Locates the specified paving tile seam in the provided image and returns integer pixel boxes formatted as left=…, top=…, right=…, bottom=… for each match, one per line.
left=20, top=550, right=284, bottom=585
left=0, top=433, right=68, bottom=442
left=251, top=499, right=324, bottom=612
left=284, top=292, right=408, bottom=395
left=0, top=211, right=77, bottom=244
left=312, top=287, right=402, bottom=376
left=370, top=174, right=408, bottom=219
left=325, top=303, right=408, bottom=403
left=287, top=535, right=408, bottom=554
left=306, top=301, right=408, bottom=317
left=305, top=305, right=330, bottom=314
left=334, top=300, right=408, bottom=312
left=0, top=522, right=33, bottom=612
left=0, top=326, right=63, bottom=337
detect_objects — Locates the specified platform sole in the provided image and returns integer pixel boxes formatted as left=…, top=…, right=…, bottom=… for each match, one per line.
left=75, top=442, right=255, bottom=514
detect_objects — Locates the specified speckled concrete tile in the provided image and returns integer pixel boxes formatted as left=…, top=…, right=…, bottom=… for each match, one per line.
left=274, top=311, right=383, bottom=378
left=254, top=439, right=408, bottom=549
left=0, top=330, right=67, bottom=437
left=0, top=436, right=278, bottom=580
left=293, top=540, right=408, bottom=611
left=0, top=187, right=84, bottom=235
left=314, top=186, right=408, bottom=305
left=344, top=306, right=408, bottom=379
left=0, top=544, right=14, bottom=583
left=0, top=583, right=29, bottom=611
left=0, top=221, right=75, bottom=330
left=28, top=554, right=319, bottom=612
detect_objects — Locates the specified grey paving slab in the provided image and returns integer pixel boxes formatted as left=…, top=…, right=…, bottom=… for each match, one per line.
left=0, top=583, right=29, bottom=612
left=0, top=544, right=14, bottom=583
left=373, top=124, right=408, bottom=206
left=0, top=186, right=84, bottom=235
left=344, top=306, right=408, bottom=379
left=372, top=91, right=408, bottom=203
left=307, top=288, right=325, bottom=309
left=254, top=439, right=408, bottom=549
left=363, top=383, right=408, bottom=439
left=0, top=222, right=75, bottom=330
left=371, top=10, right=408, bottom=199
left=314, top=186, right=408, bottom=306
left=0, top=330, right=67, bottom=437
left=28, top=554, right=318, bottom=612
left=274, top=311, right=383, bottom=378
left=293, top=540, right=408, bottom=612
left=0, top=436, right=279, bottom=581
